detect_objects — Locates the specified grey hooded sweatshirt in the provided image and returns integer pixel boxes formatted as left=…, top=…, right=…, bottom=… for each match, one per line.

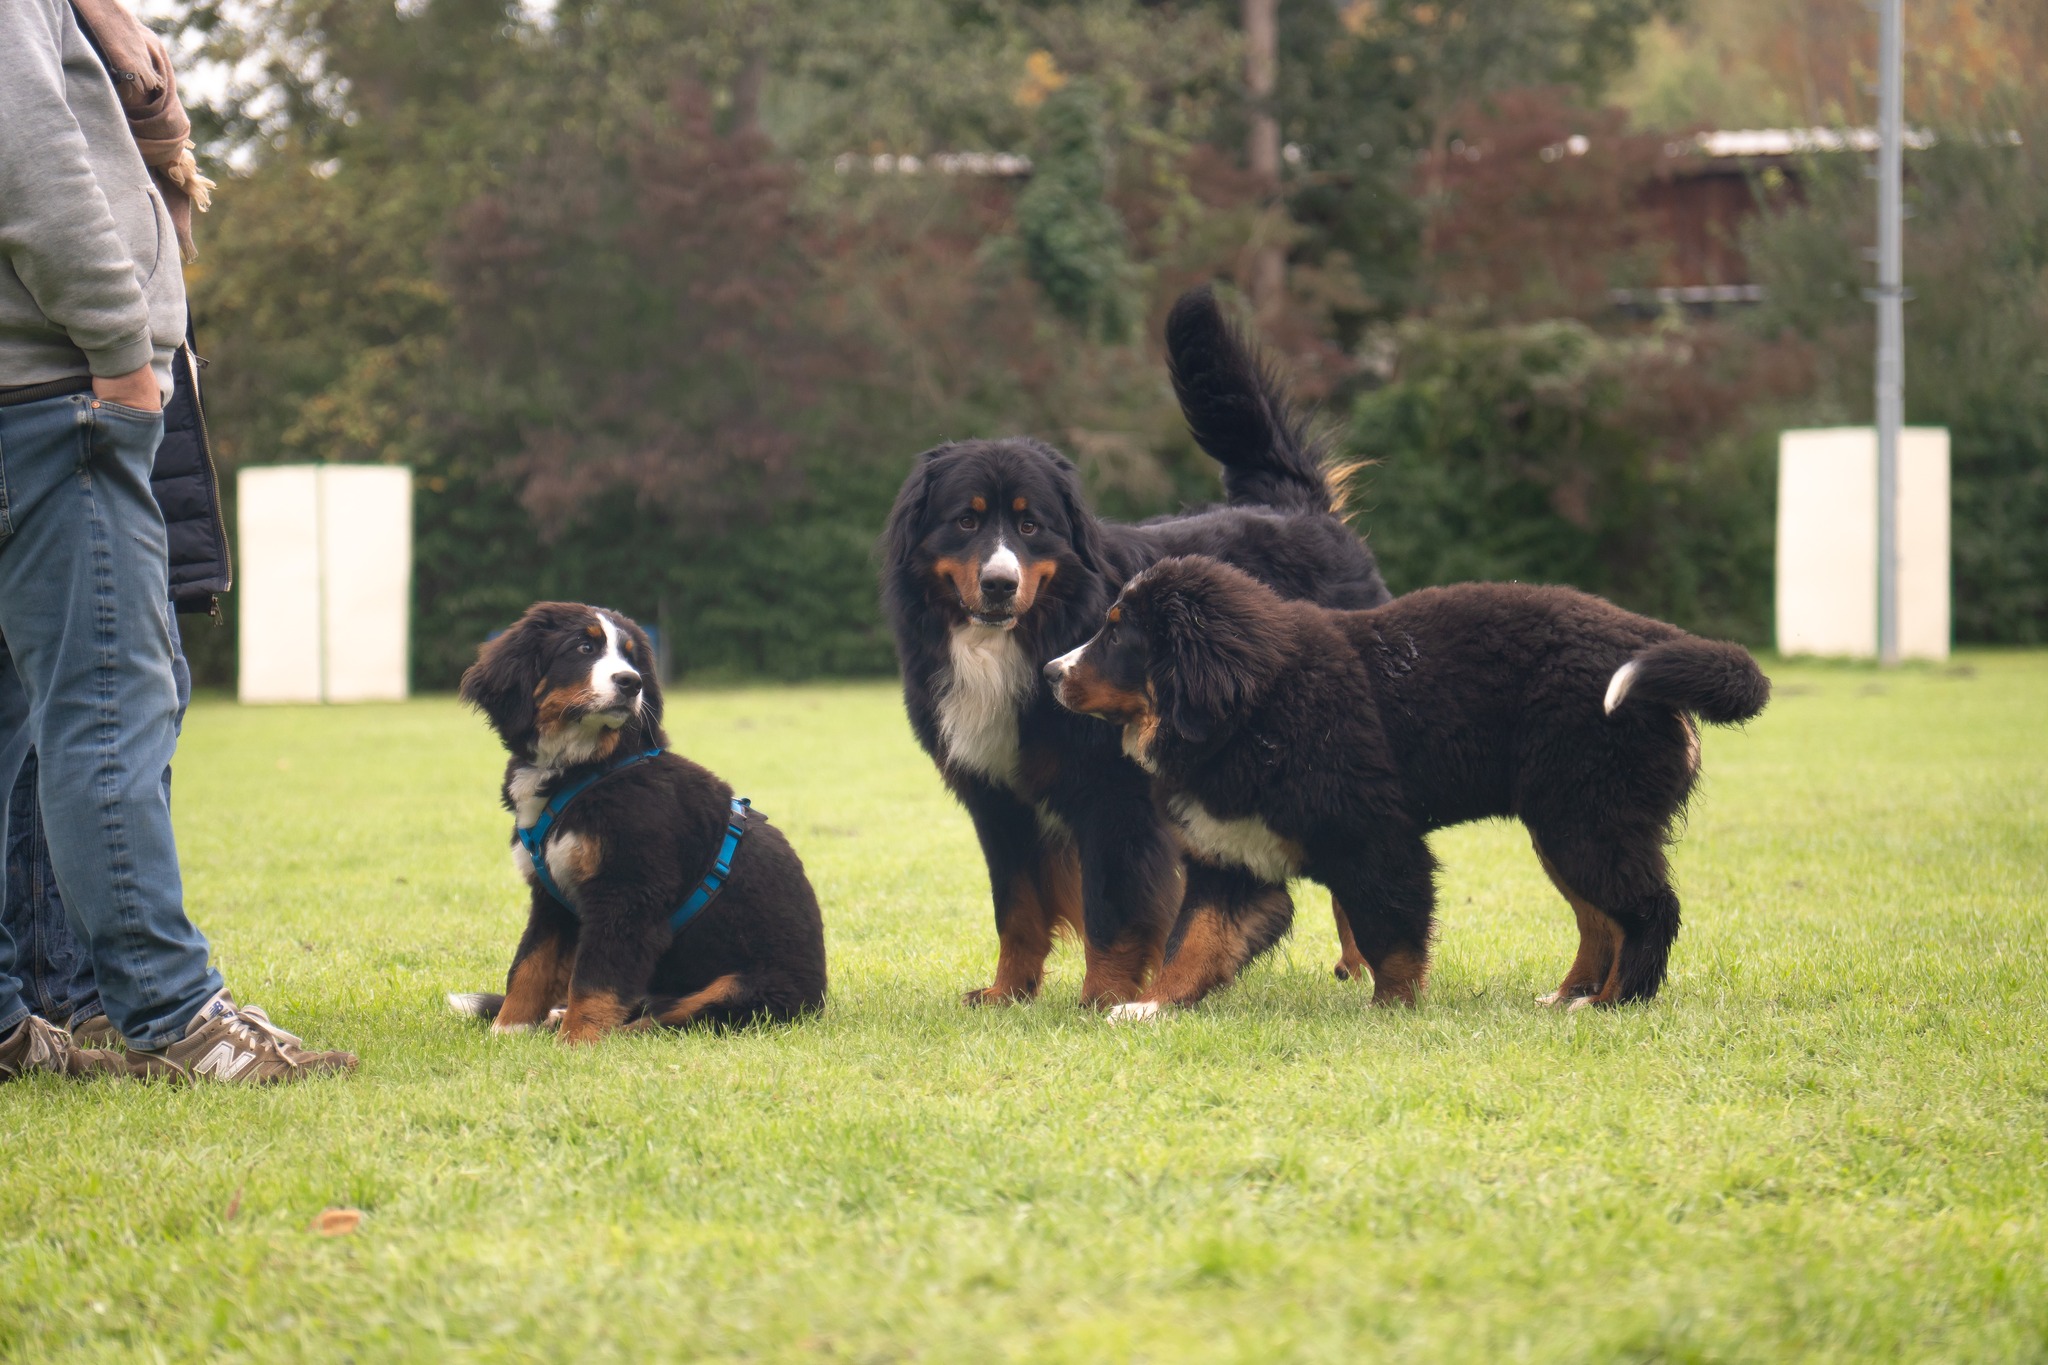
left=0, top=0, right=187, bottom=398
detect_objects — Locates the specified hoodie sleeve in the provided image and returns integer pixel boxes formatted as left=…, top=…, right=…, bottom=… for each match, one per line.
left=0, top=0, right=157, bottom=377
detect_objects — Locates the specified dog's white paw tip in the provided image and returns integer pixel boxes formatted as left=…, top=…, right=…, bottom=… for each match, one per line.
left=1536, top=991, right=1563, bottom=1006
left=1566, top=996, right=1595, bottom=1013
left=1106, top=1001, right=1163, bottom=1024
left=488, top=1021, right=532, bottom=1036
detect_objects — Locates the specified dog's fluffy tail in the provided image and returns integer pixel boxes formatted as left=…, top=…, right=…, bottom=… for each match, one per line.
left=1166, top=287, right=1344, bottom=515
left=447, top=991, right=504, bottom=1021
left=1603, top=637, right=1770, bottom=725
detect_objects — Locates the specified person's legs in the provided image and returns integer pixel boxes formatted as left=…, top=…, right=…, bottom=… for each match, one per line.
left=3, top=750, right=104, bottom=1026
left=0, top=610, right=188, bottom=1034
left=0, top=394, right=220, bottom=1050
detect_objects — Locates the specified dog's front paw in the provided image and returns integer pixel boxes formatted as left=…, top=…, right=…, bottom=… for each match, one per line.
left=962, top=985, right=1033, bottom=1008
left=1539, top=986, right=1596, bottom=1008
left=1106, top=1001, right=1163, bottom=1024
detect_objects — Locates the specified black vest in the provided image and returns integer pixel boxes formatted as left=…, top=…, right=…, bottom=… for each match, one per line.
left=152, top=333, right=231, bottom=614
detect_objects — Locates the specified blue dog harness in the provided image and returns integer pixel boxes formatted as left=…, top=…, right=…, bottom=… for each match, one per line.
left=514, top=747, right=750, bottom=934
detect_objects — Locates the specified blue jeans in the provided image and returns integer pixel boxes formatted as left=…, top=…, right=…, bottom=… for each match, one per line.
left=2, top=613, right=190, bottom=1029
left=0, top=394, right=220, bottom=1048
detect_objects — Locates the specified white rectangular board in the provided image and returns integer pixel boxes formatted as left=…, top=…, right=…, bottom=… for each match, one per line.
left=1775, top=427, right=1949, bottom=660
left=237, top=466, right=324, bottom=702
left=318, top=466, right=413, bottom=702
left=237, top=464, right=413, bottom=702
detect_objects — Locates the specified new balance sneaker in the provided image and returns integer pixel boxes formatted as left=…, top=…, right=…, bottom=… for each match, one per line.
left=0, top=1015, right=131, bottom=1081
left=127, top=990, right=358, bottom=1084
left=67, top=1014, right=121, bottom=1048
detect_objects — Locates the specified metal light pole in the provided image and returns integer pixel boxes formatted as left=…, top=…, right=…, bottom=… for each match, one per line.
left=1874, top=0, right=1904, bottom=666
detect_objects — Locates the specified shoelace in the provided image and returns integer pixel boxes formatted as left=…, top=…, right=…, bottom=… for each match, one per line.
left=232, top=1005, right=306, bottom=1052
left=198, top=1004, right=306, bottom=1066
left=24, top=1016, right=69, bottom=1067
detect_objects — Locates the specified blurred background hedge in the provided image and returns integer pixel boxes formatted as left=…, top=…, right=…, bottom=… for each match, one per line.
left=168, top=0, right=2048, bottom=689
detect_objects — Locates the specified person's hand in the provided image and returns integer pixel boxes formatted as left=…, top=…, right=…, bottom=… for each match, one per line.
left=92, top=365, right=161, bottom=412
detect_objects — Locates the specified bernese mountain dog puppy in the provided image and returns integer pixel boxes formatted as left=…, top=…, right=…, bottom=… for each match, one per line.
left=882, top=288, right=1390, bottom=1009
left=450, top=602, right=826, bottom=1042
left=1047, top=557, right=1770, bottom=1016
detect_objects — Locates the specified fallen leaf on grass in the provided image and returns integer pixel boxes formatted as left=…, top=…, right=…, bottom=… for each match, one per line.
left=223, top=1184, right=243, bottom=1222
left=313, top=1208, right=363, bottom=1236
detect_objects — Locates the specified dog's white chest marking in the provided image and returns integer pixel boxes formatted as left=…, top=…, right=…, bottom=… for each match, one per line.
left=936, top=625, right=1036, bottom=787
left=505, top=764, right=590, bottom=895
left=544, top=831, right=590, bottom=894
left=510, top=839, right=538, bottom=885
left=1167, top=793, right=1301, bottom=883
left=508, top=766, right=547, bottom=829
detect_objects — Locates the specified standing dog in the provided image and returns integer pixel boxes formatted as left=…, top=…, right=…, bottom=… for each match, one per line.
left=1048, top=558, right=1769, bottom=1014
left=454, top=603, right=826, bottom=1041
left=882, top=289, right=1390, bottom=1008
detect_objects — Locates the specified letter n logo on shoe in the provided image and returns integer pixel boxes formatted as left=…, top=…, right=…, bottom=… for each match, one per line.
left=194, top=1041, right=257, bottom=1080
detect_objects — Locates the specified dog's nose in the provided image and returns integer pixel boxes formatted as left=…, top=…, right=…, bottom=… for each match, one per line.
left=612, top=672, right=642, bottom=697
left=1043, top=657, right=1067, bottom=685
left=979, top=563, right=1019, bottom=604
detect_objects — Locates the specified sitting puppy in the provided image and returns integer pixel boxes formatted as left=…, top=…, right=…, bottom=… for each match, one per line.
left=451, top=602, right=826, bottom=1042
left=1046, top=558, right=1769, bottom=1014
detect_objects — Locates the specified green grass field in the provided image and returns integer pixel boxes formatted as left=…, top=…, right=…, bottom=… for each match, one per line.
left=3, top=653, right=2045, bottom=1362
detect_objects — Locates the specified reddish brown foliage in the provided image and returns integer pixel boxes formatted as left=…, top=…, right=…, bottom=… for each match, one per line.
left=442, top=85, right=858, bottom=533
left=1422, top=87, right=1677, bottom=320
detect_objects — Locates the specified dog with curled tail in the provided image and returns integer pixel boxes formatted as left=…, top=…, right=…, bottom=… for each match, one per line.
left=1048, top=558, right=1768, bottom=1015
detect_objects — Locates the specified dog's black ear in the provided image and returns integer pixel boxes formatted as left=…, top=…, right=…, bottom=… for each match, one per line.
left=882, top=447, right=946, bottom=571
left=613, top=612, right=669, bottom=742
left=459, top=616, right=543, bottom=746
left=1050, top=449, right=1104, bottom=574
left=1151, top=589, right=1228, bottom=747
left=1146, top=559, right=1275, bottom=749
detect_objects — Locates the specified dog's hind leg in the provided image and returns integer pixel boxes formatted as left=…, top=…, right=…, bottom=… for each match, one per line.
left=1331, top=899, right=1369, bottom=982
left=644, top=974, right=745, bottom=1027
left=1532, top=838, right=1624, bottom=1006
left=639, top=971, right=823, bottom=1030
left=1528, top=827, right=1681, bottom=1007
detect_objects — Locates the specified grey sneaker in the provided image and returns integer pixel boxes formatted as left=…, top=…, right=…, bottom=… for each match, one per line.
left=0, top=1015, right=131, bottom=1081
left=128, top=990, right=358, bottom=1084
left=67, top=1014, right=121, bottom=1049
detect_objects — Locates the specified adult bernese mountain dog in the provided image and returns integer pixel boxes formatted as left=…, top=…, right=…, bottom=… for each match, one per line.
left=882, top=288, right=1390, bottom=1008
left=450, top=602, right=827, bottom=1042
left=1047, top=557, right=1770, bottom=1016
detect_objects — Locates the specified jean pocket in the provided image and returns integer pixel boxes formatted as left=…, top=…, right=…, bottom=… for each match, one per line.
left=94, top=399, right=164, bottom=422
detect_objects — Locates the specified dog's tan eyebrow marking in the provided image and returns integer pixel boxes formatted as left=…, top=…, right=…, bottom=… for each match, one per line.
left=970, top=496, right=987, bottom=513
left=585, top=624, right=604, bottom=639
left=1108, top=605, right=1121, bottom=624
left=1012, top=496, right=1028, bottom=511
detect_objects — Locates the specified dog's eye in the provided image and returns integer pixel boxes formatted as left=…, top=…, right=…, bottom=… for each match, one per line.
left=578, top=640, right=596, bottom=656
left=1019, top=519, right=1039, bottom=535
left=957, top=514, right=980, bottom=531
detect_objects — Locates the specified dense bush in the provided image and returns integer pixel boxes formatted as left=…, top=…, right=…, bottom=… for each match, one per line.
left=1350, top=317, right=1808, bottom=644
